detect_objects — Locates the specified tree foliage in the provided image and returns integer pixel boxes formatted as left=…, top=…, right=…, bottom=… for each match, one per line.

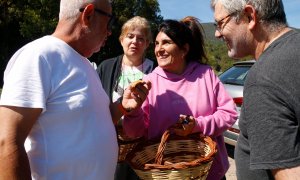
left=1, top=0, right=57, bottom=87
left=0, top=0, right=162, bottom=86
left=0, top=0, right=256, bottom=87
left=92, top=0, right=163, bottom=64
left=1, top=0, right=59, bottom=42
left=0, top=0, right=59, bottom=84
left=202, top=23, right=253, bottom=73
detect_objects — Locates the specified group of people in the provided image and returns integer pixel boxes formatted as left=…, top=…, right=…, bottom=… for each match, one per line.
left=0, top=0, right=299, bottom=180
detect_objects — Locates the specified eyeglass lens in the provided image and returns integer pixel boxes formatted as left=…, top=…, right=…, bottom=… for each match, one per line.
left=79, top=7, right=115, bottom=31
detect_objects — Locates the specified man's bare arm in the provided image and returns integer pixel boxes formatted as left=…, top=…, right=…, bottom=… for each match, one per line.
left=272, top=166, right=300, bottom=180
left=0, top=106, right=42, bottom=180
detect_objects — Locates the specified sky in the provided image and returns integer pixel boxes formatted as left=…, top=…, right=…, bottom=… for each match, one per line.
left=157, top=0, right=300, bottom=29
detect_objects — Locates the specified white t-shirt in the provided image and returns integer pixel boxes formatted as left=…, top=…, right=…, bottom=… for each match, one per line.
left=0, top=36, right=118, bottom=180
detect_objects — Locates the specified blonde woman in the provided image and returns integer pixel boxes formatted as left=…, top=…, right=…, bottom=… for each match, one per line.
left=97, top=16, right=154, bottom=180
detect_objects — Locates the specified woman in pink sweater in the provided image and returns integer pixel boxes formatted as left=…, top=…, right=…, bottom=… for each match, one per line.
left=123, top=16, right=237, bottom=180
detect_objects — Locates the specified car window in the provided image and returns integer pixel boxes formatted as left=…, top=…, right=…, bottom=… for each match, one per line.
left=219, top=66, right=251, bottom=85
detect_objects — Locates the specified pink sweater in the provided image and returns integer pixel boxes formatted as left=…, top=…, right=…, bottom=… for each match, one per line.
left=124, top=62, right=237, bottom=179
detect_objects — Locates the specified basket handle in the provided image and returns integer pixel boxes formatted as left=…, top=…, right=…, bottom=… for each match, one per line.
left=154, top=130, right=171, bottom=165
left=144, top=130, right=217, bottom=170
left=154, top=130, right=217, bottom=165
left=154, top=120, right=187, bottom=165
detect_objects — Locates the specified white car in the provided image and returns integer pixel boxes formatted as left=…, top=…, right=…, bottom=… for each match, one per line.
left=219, top=60, right=255, bottom=146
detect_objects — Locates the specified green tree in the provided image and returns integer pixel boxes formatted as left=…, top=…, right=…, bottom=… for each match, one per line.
left=91, top=0, right=163, bottom=64
left=0, top=0, right=59, bottom=86
left=0, top=0, right=162, bottom=87
left=1, top=0, right=58, bottom=43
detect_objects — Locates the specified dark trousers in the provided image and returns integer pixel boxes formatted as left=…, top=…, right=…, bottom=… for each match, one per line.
left=114, top=162, right=139, bottom=180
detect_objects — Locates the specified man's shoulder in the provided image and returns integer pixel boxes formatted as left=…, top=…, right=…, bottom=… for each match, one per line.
left=277, top=29, right=300, bottom=47
left=21, top=36, right=54, bottom=49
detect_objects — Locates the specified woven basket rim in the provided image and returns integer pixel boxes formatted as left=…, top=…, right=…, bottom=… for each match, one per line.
left=116, top=126, right=144, bottom=144
left=127, top=132, right=217, bottom=171
left=118, top=136, right=144, bottom=144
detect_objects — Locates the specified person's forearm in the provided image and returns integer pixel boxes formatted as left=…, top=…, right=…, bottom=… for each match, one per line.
left=0, top=106, right=41, bottom=180
left=0, top=142, right=32, bottom=180
left=272, top=166, right=300, bottom=180
left=110, top=97, right=135, bottom=124
left=109, top=101, right=124, bottom=125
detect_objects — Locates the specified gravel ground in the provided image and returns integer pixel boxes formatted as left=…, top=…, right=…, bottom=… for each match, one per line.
left=226, top=156, right=237, bottom=180
left=225, top=144, right=237, bottom=180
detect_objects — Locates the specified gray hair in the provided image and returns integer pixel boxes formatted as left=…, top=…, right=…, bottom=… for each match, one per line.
left=59, top=0, right=96, bottom=21
left=211, top=0, right=287, bottom=30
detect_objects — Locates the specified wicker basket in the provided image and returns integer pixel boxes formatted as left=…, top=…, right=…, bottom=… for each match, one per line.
left=116, top=125, right=144, bottom=162
left=127, top=130, right=217, bottom=179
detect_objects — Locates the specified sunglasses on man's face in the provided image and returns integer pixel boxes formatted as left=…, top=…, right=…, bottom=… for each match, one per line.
left=79, top=7, right=116, bottom=31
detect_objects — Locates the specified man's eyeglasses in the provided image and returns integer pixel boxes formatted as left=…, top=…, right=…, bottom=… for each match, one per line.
left=79, top=7, right=116, bottom=31
left=214, top=12, right=236, bottom=33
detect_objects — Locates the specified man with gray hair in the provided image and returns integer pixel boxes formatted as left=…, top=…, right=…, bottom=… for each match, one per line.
left=0, top=0, right=150, bottom=179
left=211, top=0, right=300, bottom=179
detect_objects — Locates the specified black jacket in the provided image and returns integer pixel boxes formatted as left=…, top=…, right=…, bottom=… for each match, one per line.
left=97, top=55, right=123, bottom=101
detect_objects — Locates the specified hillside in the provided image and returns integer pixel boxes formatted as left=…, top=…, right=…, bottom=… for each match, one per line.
left=200, top=23, right=238, bottom=72
left=202, top=23, right=220, bottom=43
left=200, top=23, right=300, bottom=72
